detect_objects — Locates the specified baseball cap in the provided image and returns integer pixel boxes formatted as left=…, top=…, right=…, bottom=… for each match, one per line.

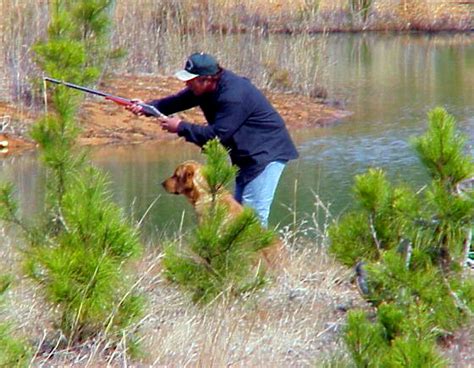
left=174, top=53, right=219, bottom=81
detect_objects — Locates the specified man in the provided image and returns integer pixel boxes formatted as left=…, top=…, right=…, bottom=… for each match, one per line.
left=128, top=52, right=298, bottom=227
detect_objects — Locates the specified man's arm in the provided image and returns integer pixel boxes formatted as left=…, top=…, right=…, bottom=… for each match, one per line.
left=147, top=88, right=198, bottom=116
left=128, top=88, right=199, bottom=117
left=176, top=100, right=249, bottom=146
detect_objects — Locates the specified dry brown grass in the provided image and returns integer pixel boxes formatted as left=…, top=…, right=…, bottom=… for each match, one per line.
left=0, top=196, right=357, bottom=366
left=0, top=0, right=471, bottom=108
left=1, top=214, right=365, bottom=366
left=138, top=244, right=357, bottom=367
left=112, top=0, right=472, bottom=34
left=1, top=193, right=472, bottom=366
left=372, top=0, right=473, bottom=31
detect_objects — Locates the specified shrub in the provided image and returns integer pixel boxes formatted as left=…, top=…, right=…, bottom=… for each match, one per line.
left=329, top=107, right=474, bottom=366
left=163, top=139, right=275, bottom=304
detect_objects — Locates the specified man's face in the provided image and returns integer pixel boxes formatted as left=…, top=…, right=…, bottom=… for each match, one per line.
left=186, top=77, right=213, bottom=96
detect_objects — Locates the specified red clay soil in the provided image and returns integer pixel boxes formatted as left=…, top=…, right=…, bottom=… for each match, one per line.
left=0, top=75, right=352, bottom=156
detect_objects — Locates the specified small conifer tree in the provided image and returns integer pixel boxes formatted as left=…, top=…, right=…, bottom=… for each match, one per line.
left=163, top=139, right=275, bottom=304
left=329, top=107, right=474, bottom=366
left=0, top=0, right=143, bottom=347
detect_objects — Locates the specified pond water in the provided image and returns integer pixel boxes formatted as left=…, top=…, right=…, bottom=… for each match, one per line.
left=1, top=32, right=473, bottom=240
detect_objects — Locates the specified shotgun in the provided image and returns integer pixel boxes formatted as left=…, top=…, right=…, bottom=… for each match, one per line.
left=43, top=77, right=167, bottom=118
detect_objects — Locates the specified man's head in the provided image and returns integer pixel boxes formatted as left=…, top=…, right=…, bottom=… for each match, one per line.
left=175, top=53, right=221, bottom=96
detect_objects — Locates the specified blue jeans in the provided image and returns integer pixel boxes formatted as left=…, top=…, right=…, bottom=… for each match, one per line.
left=234, top=161, right=286, bottom=228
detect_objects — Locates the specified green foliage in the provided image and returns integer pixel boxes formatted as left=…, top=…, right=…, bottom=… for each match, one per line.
left=30, top=115, right=85, bottom=216
left=0, top=183, right=20, bottom=226
left=26, top=244, right=142, bottom=339
left=330, top=108, right=474, bottom=367
left=34, top=39, right=99, bottom=86
left=412, top=107, right=474, bottom=189
left=0, top=324, right=30, bottom=368
left=201, top=139, right=238, bottom=197
left=61, top=168, right=142, bottom=260
left=20, top=168, right=144, bottom=342
left=164, top=206, right=273, bottom=304
left=0, top=275, right=12, bottom=295
left=350, top=0, right=373, bottom=22
left=381, top=335, right=446, bottom=368
left=0, top=276, right=31, bottom=367
left=344, top=310, right=387, bottom=367
left=36, top=0, right=120, bottom=76
left=70, top=0, right=125, bottom=70
left=329, top=212, right=376, bottom=266
left=456, top=277, right=474, bottom=311
left=0, top=0, right=144, bottom=348
left=163, top=139, right=275, bottom=304
left=329, top=171, right=419, bottom=266
left=344, top=307, right=446, bottom=368
left=354, top=168, right=391, bottom=214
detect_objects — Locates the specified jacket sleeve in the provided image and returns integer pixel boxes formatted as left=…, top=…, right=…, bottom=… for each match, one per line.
left=145, top=88, right=198, bottom=116
left=177, top=100, right=249, bottom=147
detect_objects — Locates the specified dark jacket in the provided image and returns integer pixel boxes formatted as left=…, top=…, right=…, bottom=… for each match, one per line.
left=148, top=70, right=298, bottom=185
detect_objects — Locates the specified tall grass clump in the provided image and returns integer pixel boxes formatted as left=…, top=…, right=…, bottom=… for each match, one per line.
left=329, top=107, right=474, bottom=366
left=0, top=0, right=144, bottom=348
left=163, top=139, right=275, bottom=304
left=0, top=1, right=48, bottom=115
left=0, top=275, right=31, bottom=367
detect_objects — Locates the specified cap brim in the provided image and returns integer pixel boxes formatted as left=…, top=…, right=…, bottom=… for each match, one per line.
left=174, top=69, right=199, bottom=81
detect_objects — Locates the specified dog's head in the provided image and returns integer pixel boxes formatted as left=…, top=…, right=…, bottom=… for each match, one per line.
left=162, top=161, right=207, bottom=204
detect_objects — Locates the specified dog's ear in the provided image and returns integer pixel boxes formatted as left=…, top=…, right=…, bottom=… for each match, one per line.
left=177, top=164, right=196, bottom=192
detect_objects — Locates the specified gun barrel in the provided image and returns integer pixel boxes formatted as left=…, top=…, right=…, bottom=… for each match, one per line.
left=44, top=77, right=108, bottom=97
left=43, top=77, right=167, bottom=118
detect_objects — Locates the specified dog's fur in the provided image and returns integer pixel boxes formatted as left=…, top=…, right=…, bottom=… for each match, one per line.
left=162, top=160, right=242, bottom=221
left=162, top=160, right=285, bottom=268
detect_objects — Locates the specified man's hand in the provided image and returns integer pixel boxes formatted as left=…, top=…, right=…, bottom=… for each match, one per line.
left=160, top=116, right=182, bottom=133
left=126, top=99, right=145, bottom=115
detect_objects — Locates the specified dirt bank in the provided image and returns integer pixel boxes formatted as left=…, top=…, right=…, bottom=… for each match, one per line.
left=0, top=75, right=351, bottom=156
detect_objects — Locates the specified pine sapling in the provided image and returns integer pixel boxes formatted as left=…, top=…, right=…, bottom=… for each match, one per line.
left=163, top=139, right=275, bottom=304
left=329, top=107, right=474, bottom=367
left=0, top=0, right=145, bottom=348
